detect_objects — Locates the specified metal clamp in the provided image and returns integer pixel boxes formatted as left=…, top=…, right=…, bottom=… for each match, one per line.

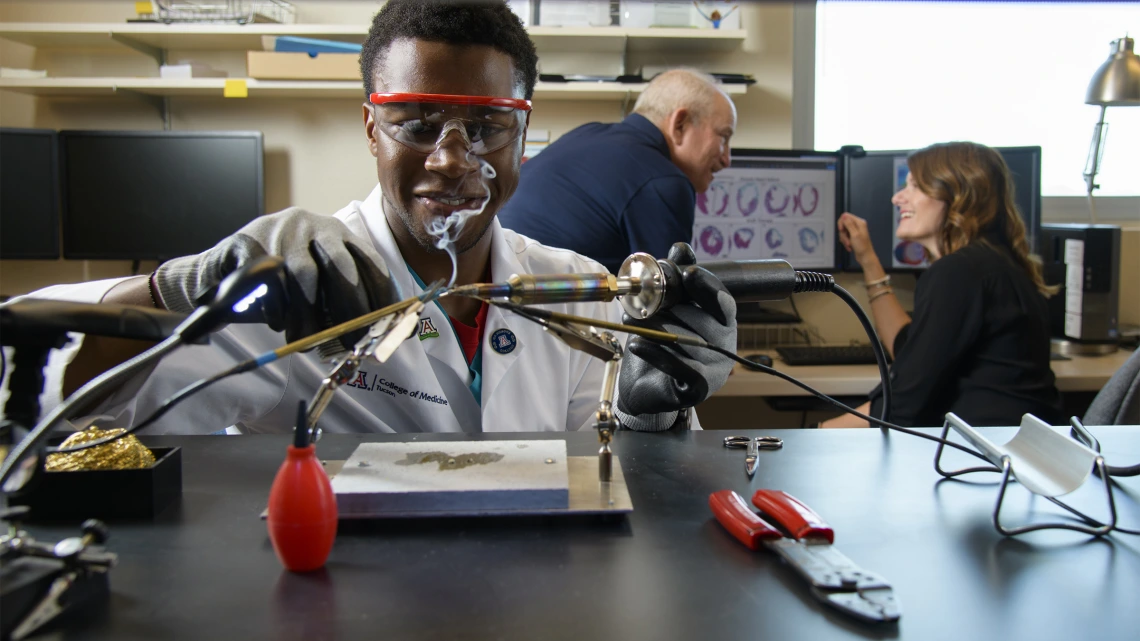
left=510, top=307, right=626, bottom=482
left=1, top=508, right=117, bottom=640
left=306, top=300, right=425, bottom=443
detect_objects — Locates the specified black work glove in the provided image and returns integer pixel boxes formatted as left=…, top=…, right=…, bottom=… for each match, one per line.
left=615, top=243, right=737, bottom=431
left=154, top=207, right=399, bottom=352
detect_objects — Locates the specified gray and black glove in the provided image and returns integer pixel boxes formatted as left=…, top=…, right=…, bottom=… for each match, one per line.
left=615, top=243, right=737, bottom=431
left=154, top=207, right=399, bottom=352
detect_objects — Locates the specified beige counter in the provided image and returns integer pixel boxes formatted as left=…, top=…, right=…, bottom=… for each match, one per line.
left=715, top=348, right=1136, bottom=398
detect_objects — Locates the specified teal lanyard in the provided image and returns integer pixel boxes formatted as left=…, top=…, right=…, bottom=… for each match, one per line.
left=407, top=267, right=483, bottom=406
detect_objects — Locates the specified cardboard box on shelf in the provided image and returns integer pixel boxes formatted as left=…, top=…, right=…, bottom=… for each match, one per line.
left=246, top=51, right=360, bottom=81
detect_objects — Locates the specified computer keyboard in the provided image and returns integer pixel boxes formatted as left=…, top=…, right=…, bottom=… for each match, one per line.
left=775, top=345, right=882, bottom=366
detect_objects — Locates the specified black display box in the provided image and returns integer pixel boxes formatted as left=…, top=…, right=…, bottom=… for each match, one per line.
left=9, top=446, right=182, bottom=521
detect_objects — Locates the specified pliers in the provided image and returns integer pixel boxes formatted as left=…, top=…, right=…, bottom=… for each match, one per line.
left=709, top=489, right=901, bottom=623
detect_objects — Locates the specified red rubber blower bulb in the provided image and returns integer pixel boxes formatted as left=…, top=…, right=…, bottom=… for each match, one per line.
left=267, top=445, right=338, bottom=572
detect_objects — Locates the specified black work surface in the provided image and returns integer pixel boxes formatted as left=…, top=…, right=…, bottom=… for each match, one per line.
left=17, top=428, right=1140, bottom=641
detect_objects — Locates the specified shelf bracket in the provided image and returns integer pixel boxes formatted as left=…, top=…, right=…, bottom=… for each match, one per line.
left=112, top=87, right=169, bottom=127
left=110, top=33, right=164, bottom=66
left=620, top=90, right=633, bottom=118
left=620, top=35, right=629, bottom=76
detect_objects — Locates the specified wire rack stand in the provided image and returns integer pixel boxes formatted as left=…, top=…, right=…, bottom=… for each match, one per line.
left=143, top=0, right=296, bottom=24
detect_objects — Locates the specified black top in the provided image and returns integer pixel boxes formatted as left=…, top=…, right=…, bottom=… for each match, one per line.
left=871, top=239, right=1062, bottom=427
left=497, top=114, right=695, bottom=273
left=17, top=429, right=1140, bottom=641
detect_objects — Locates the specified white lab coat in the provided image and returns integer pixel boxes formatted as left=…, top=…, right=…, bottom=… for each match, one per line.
left=22, top=185, right=701, bottom=434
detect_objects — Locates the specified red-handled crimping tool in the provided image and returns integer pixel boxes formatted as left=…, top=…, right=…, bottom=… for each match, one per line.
left=709, top=489, right=901, bottom=623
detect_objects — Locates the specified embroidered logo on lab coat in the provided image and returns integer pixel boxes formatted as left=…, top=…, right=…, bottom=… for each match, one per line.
left=418, top=317, right=440, bottom=341
left=490, top=328, right=516, bottom=354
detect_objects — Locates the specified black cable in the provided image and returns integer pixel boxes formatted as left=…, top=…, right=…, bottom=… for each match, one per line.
left=788, top=271, right=893, bottom=422
left=1070, top=420, right=1140, bottom=478
left=788, top=295, right=803, bottom=322
left=1, top=345, right=7, bottom=389
left=52, top=283, right=452, bottom=455
left=49, top=357, right=259, bottom=454
left=787, top=272, right=891, bottom=424
left=496, top=299, right=984, bottom=462
left=1106, top=458, right=1139, bottom=477
left=512, top=297, right=1136, bottom=533
left=715, top=347, right=990, bottom=463
left=0, top=333, right=184, bottom=488
left=829, top=284, right=893, bottom=424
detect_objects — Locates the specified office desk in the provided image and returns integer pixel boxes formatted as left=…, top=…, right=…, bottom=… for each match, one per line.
left=717, top=348, right=1135, bottom=397
left=15, top=429, right=1140, bottom=641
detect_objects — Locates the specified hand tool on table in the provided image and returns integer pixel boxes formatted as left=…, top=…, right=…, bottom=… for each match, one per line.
left=709, top=489, right=900, bottom=623
left=1, top=508, right=117, bottom=640
left=722, top=436, right=783, bottom=477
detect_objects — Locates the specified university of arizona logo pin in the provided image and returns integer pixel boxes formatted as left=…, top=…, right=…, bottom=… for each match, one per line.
left=490, top=328, right=517, bottom=354
left=418, top=317, right=440, bottom=341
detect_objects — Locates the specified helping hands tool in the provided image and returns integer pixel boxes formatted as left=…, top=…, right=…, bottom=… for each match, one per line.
left=709, top=489, right=900, bottom=623
left=723, top=436, right=782, bottom=477
left=1, top=507, right=117, bottom=640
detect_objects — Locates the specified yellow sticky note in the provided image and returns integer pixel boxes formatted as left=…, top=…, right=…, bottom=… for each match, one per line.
left=223, top=79, right=248, bottom=98
left=135, top=2, right=154, bottom=15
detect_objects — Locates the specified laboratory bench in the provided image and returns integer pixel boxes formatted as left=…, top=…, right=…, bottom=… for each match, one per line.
left=9, top=427, right=1140, bottom=640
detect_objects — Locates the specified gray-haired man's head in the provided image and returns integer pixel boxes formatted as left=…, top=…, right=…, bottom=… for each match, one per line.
left=634, top=69, right=737, bottom=192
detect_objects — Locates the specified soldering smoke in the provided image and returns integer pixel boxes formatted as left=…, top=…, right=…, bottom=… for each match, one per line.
left=424, top=155, right=496, bottom=287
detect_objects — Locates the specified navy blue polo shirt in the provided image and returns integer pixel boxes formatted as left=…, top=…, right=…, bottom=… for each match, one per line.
left=498, top=114, right=696, bottom=274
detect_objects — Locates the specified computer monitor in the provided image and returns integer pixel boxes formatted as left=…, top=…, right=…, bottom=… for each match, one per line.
left=59, top=130, right=264, bottom=260
left=998, top=146, right=1043, bottom=253
left=0, top=128, right=61, bottom=259
left=692, top=148, right=840, bottom=270
left=840, top=146, right=1043, bottom=272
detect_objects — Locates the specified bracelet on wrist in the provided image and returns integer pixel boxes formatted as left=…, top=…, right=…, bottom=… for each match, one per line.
left=866, top=281, right=891, bottom=293
left=864, top=274, right=891, bottom=288
left=868, top=287, right=894, bottom=302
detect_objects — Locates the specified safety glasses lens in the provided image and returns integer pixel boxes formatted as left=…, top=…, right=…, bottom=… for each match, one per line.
left=376, top=103, right=525, bottom=155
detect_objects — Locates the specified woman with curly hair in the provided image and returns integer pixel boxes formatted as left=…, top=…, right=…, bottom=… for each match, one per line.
left=823, top=141, right=1062, bottom=428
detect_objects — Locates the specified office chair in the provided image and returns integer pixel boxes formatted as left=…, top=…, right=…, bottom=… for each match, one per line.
left=1083, top=348, right=1140, bottom=425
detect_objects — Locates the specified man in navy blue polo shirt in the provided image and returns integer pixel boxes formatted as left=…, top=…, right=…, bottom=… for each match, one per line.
left=498, top=69, right=737, bottom=273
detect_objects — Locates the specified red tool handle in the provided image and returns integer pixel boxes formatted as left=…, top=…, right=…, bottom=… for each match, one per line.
left=751, top=489, right=834, bottom=544
left=709, top=490, right=783, bottom=551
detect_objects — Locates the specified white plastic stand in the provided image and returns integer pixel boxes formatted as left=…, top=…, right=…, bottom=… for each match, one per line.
left=933, top=412, right=1117, bottom=536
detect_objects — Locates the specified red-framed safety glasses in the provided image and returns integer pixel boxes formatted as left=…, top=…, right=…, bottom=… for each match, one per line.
left=368, top=92, right=531, bottom=156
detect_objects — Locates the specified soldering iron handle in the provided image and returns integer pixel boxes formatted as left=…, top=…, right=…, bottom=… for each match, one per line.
left=680, top=260, right=798, bottom=303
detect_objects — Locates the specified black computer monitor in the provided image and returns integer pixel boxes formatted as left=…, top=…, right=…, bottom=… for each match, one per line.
left=840, top=146, right=1043, bottom=272
left=692, top=148, right=841, bottom=270
left=1, top=128, right=61, bottom=259
left=998, top=146, right=1043, bottom=254
left=59, top=130, right=264, bottom=260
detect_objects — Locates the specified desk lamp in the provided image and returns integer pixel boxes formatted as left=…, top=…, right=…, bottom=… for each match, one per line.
left=1084, top=35, right=1140, bottom=222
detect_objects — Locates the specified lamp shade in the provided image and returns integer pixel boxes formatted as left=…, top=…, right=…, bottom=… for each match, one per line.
left=1086, top=36, right=1140, bottom=106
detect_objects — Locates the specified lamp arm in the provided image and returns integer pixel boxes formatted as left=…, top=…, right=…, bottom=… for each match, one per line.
left=1084, top=104, right=1109, bottom=224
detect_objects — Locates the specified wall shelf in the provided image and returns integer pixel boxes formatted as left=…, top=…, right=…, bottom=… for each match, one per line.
left=0, top=23, right=746, bottom=53
left=0, top=23, right=748, bottom=102
left=0, top=77, right=748, bottom=101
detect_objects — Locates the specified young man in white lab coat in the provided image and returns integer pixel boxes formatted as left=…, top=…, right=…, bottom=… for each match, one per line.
left=28, top=0, right=737, bottom=435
